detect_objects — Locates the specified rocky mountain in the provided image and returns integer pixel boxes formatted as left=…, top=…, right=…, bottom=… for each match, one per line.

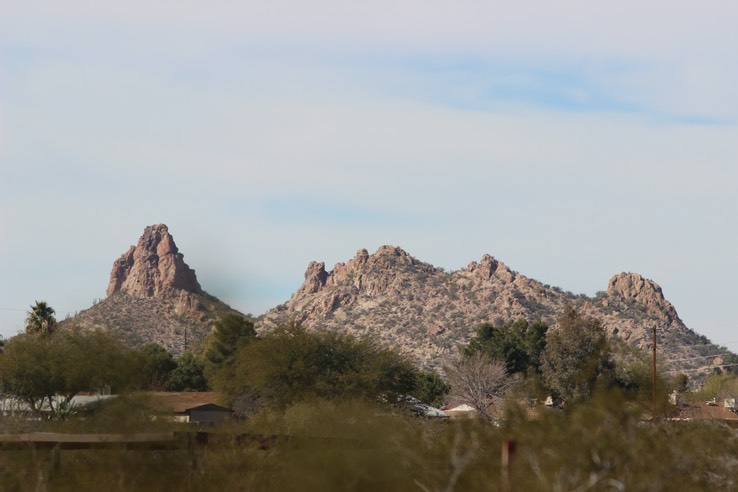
left=106, top=224, right=202, bottom=298
left=261, top=246, right=730, bottom=374
left=67, top=227, right=729, bottom=376
left=69, top=224, right=240, bottom=354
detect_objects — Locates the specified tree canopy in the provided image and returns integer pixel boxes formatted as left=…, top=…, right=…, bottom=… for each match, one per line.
left=222, top=324, right=422, bottom=409
left=25, top=300, right=57, bottom=336
left=133, top=343, right=210, bottom=392
left=205, top=313, right=256, bottom=367
left=205, top=313, right=257, bottom=391
left=168, top=351, right=209, bottom=392
left=413, top=370, right=450, bottom=408
left=540, top=307, right=613, bottom=401
left=0, top=328, right=136, bottom=418
left=464, top=319, right=548, bottom=375
left=135, top=343, right=177, bottom=390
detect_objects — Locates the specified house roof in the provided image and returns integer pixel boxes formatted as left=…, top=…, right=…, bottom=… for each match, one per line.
left=145, top=392, right=224, bottom=413
left=184, top=403, right=232, bottom=414
left=669, top=402, right=738, bottom=421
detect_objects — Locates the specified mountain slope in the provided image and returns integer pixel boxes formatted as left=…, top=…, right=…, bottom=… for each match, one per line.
left=261, top=246, right=729, bottom=374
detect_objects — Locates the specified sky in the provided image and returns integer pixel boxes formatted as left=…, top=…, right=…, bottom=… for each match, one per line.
left=1, top=2, right=737, bottom=348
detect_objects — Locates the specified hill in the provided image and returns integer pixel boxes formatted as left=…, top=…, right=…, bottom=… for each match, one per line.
left=68, top=224, right=242, bottom=354
left=261, top=246, right=732, bottom=374
left=66, top=226, right=732, bottom=376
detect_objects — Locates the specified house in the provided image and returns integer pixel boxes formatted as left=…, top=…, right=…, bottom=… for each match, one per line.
left=184, top=403, right=233, bottom=426
left=146, top=392, right=230, bottom=425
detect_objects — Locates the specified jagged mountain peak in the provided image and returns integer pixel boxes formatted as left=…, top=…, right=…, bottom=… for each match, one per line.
left=608, top=272, right=666, bottom=302
left=107, top=223, right=202, bottom=298
left=466, top=254, right=515, bottom=282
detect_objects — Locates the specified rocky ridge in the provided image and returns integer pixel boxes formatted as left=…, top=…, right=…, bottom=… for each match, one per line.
left=261, top=246, right=727, bottom=373
left=70, top=224, right=240, bottom=354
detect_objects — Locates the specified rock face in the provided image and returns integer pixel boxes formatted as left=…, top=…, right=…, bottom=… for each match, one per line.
left=607, top=272, right=678, bottom=324
left=107, top=224, right=201, bottom=297
left=262, top=245, right=725, bottom=374
left=69, top=224, right=241, bottom=354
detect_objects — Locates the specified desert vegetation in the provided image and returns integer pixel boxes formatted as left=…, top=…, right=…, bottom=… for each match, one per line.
left=3, top=304, right=738, bottom=491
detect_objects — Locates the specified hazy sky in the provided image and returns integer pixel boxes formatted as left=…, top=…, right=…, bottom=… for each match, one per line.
left=1, top=2, right=736, bottom=348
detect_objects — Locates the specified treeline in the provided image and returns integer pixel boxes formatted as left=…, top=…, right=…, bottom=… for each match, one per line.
left=0, top=301, right=724, bottom=422
left=0, top=306, right=450, bottom=420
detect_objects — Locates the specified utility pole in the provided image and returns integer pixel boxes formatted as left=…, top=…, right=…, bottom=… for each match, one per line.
left=502, top=438, right=516, bottom=491
left=652, top=326, right=657, bottom=410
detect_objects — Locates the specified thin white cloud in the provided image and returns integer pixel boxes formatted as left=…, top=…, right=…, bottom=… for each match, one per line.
left=6, top=1, right=737, bottom=57
left=1, top=1, right=737, bottom=348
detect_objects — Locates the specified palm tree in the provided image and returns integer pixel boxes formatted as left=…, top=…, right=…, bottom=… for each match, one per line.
left=26, top=301, right=57, bottom=336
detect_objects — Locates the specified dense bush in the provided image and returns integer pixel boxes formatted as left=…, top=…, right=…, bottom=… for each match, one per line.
left=464, top=318, right=548, bottom=375
left=167, top=351, right=209, bottom=391
left=219, top=324, right=433, bottom=410
left=540, top=307, right=614, bottom=400
left=0, top=328, right=137, bottom=418
left=135, top=343, right=177, bottom=390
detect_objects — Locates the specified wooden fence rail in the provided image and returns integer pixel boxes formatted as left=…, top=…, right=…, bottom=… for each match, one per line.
left=0, top=432, right=288, bottom=450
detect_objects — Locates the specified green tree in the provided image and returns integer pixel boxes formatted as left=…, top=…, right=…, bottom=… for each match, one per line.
left=540, top=307, right=613, bottom=401
left=464, top=319, right=548, bottom=375
left=692, top=373, right=738, bottom=401
left=167, top=351, right=209, bottom=392
left=225, top=324, right=420, bottom=409
left=414, top=371, right=450, bottom=407
left=205, top=313, right=256, bottom=366
left=205, top=313, right=256, bottom=389
left=610, top=341, right=671, bottom=411
left=135, top=343, right=177, bottom=390
left=0, top=328, right=136, bottom=418
left=25, top=300, right=57, bottom=336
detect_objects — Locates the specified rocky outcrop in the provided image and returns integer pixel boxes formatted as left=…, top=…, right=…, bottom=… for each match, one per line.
left=295, top=262, right=330, bottom=296
left=607, top=272, right=680, bottom=325
left=107, top=224, right=201, bottom=297
left=261, top=245, right=721, bottom=373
